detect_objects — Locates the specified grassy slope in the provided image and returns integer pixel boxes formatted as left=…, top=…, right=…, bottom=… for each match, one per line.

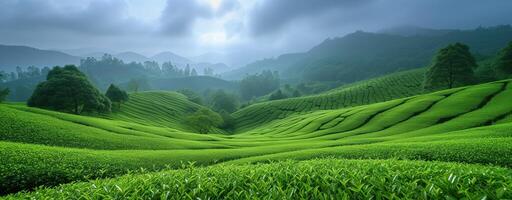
left=233, top=68, right=425, bottom=132
left=2, top=79, right=512, bottom=197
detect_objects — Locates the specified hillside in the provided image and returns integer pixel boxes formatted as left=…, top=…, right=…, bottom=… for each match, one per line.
left=0, top=45, right=80, bottom=71
left=2, top=79, right=512, bottom=196
left=233, top=68, right=426, bottom=131
left=223, top=25, right=512, bottom=82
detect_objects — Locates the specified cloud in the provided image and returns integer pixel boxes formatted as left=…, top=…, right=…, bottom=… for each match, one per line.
left=247, top=0, right=374, bottom=36
left=0, top=0, right=146, bottom=35
left=159, top=0, right=240, bottom=36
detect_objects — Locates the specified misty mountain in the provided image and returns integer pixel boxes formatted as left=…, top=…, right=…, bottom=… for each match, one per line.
left=379, top=25, right=456, bottom=37
left=195, top=62, right=231, bottom=73
left=80, top=52, right=107, bottom=59
left=115, top=52, right=150, bottom=63
left=150, top=51, right=192, bottom=65
left=0, top=45, right=80, bottom=72
left=223, top=25, right=512, bottom=82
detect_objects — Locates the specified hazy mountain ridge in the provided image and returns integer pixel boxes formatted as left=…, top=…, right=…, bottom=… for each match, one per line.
left=224, top=25, right=512, bottom=82
left=0, top=45, right=80, bottom=71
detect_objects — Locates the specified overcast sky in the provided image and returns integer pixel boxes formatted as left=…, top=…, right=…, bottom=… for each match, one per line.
left=1, top=0, right=511, bottom=66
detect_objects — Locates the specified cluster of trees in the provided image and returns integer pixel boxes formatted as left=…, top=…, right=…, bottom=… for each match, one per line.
left=424, top=41, right=512, bottom=91
left=80, top=54, right=204, bottom=90
left=28, top=65, right=111, bottom=114
left=0, top=73, right=9, bottom=102
left=240, top=70, right=280, bottom=100
left=27, top=65, right=129, bottom=115
left=180, top=89, right=240, bottom=132
left=0, top=66, right=50, bottom=82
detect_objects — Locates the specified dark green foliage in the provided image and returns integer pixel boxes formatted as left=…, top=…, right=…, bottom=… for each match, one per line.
left=27, top=65, right=111, bottom=114
left=424, top=43, right=476, bottom=91
left=240, top=70, right=280, bottom=100
left=269, top=89, right=288, bottom=100
left=186, top=108, right=223, bottom=133
left=209, top=90, right=239, bottom=113
left=0, top=88, right=9, bottom=102
left=177, top=89, right=203, bottom=105
left=219, top=110, right=236, bottom=131
left=105, top=84, right=129, bottom=109
left=494, top=41, right=512, bottom=78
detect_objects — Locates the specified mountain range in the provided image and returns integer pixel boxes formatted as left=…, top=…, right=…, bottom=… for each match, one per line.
left=222, top=25, right=512, bottom=82
left=0, top=46, right=231, bottom=73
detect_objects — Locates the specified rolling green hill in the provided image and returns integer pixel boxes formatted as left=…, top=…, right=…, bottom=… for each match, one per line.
left=233, top=68, right=426, bottom=131
left=2, top=78, right=512, bottom=197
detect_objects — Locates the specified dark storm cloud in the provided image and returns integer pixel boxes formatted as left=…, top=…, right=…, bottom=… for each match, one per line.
left=0, top=0, right=144, bottom=35
left=159, top=0, right=240, bottom=36
left=247, top=0, right=512, bottom=37
left=247, top=0, right=374, bottom=36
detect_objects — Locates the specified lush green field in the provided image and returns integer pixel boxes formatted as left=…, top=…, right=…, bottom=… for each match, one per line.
left=233, top=68, right=426, bottom=132
left=5, top=159, right=512, bottom=199
left=2, top=79, right=512, bottom=198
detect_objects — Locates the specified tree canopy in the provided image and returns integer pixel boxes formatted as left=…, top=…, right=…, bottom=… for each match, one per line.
left=210, top=90, right=239, bottom=113
left=0, top=88, right=8, bottom=103
left=423, top=43, right=476, bottom=91
left=494, top=41, right=512, bottom=78
left=105, top=84, right=129, bottom=109
left=240, top=70, right=280, bottom=100
left=28, top=65, right=111, bottom=114
left=186, top=108, right=223, bottom=134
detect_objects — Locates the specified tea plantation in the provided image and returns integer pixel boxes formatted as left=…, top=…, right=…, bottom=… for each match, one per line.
left=1, top=78, right=512, bottom=198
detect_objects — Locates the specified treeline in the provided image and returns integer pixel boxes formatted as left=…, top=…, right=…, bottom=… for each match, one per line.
left=0, top=66, right=51, bottom=82
left=80, top=54, right=216, bottom=89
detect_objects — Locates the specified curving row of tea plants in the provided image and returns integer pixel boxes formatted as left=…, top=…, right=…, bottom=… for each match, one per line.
left=233, top=68, right=425, bottom=131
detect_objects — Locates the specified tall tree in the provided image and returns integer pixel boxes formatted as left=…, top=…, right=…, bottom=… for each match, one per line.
left=28, top=65, right=111, bottom=114
left=184, top=64, right=191, bottom=76
left=423, top=43, right=476, bottom=91
left=105, top=84, right=129, bottom=109
left=494, top=41, right=512, bottom=79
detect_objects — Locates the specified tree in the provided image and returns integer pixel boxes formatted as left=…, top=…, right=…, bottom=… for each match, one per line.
left=127, top=78, right=149, bottom=93
left=494, top=41, right=512, bottom=79
left=210, top=90, right=239, bottom=113
left=27, top=65, right=111, bottom=114
left=184, top=64, right=191, bottom=76
left=186, top=108, right=223, bottom=134
left=105, top=84, right=129, bottom=109
left=191, top=68, right=198, bottom=76
left=269, top=89, right=288, bottom=100
left=423, top=43, right=476, bottom=91
left=0, top=88, right=9, bottom=103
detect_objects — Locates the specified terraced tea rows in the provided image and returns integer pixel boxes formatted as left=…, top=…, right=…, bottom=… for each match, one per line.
left=1, top=78, right=512, bottom=197
left=233, top=68, right=425, bottom=131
